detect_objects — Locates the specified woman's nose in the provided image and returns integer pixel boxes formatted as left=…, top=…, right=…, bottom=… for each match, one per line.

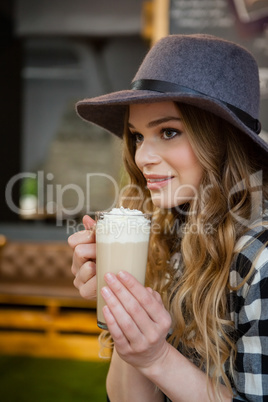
left=135, top=140, right=162, bottom=169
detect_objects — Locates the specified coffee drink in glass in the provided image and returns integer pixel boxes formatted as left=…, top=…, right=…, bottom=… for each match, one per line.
left=95, top=207, right=151, bottom=330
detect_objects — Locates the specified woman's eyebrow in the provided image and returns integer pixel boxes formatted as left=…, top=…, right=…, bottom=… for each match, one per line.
left=147, top=116, right=181, bottom=128
left=128, top=122, right=135, bottom=129
left=128, top=116, right=181, bottom=130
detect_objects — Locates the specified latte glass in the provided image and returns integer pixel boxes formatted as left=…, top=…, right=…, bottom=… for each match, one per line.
left=95, top=209, right=151, bottom=330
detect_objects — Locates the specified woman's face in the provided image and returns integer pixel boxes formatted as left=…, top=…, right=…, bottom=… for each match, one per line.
left=128, top=101, right=204, bottom=209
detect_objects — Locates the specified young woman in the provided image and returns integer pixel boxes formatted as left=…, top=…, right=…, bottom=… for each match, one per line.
left=68, top=34, right=268, bottom=401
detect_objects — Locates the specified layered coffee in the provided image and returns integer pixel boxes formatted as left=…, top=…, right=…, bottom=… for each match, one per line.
left=95, top=207, right=151, bottom=329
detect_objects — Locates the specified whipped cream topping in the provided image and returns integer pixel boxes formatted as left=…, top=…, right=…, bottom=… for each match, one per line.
left=108, top=207, right=144, bottom=215
left=96, top=207, right=151, bottom=242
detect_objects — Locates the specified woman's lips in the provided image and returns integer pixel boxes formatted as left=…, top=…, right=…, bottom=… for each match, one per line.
left=145, top=175, right=174, bottom=190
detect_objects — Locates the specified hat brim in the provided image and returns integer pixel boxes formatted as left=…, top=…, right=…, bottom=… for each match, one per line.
left=76, top=89, right=268, bottom=156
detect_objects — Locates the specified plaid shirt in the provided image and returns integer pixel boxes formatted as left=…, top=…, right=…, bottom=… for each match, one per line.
left=110, top=221, right=268, bottom=402
left=228, top=223, right=268, bottom=401
left=164, top=221, right=268, bottom=402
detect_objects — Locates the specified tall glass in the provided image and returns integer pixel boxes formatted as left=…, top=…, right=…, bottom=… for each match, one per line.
left=95, top=209, right=151, bottom=330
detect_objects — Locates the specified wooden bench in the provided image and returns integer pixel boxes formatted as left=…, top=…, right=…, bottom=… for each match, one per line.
left=0, top=237, right=108, bottom=360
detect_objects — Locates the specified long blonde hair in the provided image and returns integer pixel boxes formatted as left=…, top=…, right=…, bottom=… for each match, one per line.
left=120, top=103, right=268, bottom=398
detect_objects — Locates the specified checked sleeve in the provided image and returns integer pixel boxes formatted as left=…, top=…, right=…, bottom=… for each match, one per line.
left=228, top=228, right=268, bottom=401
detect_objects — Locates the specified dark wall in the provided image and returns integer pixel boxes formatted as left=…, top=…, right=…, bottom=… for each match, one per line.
left=0, top=1, right=22, bottom=222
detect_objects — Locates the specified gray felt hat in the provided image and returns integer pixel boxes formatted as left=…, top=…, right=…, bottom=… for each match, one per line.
left=76, top=34, right=268, bottom=156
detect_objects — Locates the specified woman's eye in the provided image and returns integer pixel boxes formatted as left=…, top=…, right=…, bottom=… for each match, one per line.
left=133, top=133, right=144, bottom=144
left=162, top=129, right=181, bottom=140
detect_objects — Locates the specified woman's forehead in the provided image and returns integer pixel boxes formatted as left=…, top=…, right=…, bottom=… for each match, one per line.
left=128, top=101, right=181, bottom=126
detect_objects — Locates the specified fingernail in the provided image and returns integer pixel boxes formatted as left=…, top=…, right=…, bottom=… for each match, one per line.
left=105, top=272, right=115, bottom=283
left=101, top=286, right=111, bottom=298
left=118, top=271, right=128, bottom=280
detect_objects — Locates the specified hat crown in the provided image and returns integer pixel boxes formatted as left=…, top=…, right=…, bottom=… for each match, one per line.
left=133, top=34, right=260, bottom=119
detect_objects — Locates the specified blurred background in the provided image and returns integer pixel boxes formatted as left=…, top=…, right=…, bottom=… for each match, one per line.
left=0, top=0, right=267, bottom=400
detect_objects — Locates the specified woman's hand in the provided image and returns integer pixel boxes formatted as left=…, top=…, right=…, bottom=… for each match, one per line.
left=68, top=215, right=97, bottom=300
left=103, top=272, right=232, bottom=402
left=101, top=271, right=172, bottom=372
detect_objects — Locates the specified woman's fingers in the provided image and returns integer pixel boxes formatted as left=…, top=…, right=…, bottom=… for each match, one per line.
left=72, top=242, right=96, bottom=265
left=82, top=214, right=95, bottom=230
left=72, top=259, right=97, bottom=300
left=68, top=215, right=96, bottom=277
left=67, top=215, right=97, bottom=300
left=101, top=273, right=172, bottom=370
left=116, top=271, right=171, bottom=328
left=146, top=287, right=163, bottom=303
left=68, top=215, right=96, bottom=249
left=102, top=272, right=171, bottom=342
left=73, top=260, right=96, bottom=286
left=77, top=272, right=97, bottom=300
left=68, top=227, right=95, bottom=249
left=101, top=285, right=141, bottom=350
left=70, top=242, right=96, bottom=277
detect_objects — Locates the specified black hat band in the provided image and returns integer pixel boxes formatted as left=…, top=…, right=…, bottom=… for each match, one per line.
left=131, top=79, right=261, bottom=135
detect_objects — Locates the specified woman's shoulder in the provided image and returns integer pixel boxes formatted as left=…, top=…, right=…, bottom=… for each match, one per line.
left=230, top=218, right=268, bottom=286
left=235, top=223, right=268, bottom=252
left=234, top=207, right=268, bottom=252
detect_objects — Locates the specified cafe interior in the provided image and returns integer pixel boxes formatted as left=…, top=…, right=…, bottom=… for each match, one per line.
left=0, top=0, right=267, bottom=400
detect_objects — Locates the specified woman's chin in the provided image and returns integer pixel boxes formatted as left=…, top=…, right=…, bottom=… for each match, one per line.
left=150, top=194, right=191, bottom=210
